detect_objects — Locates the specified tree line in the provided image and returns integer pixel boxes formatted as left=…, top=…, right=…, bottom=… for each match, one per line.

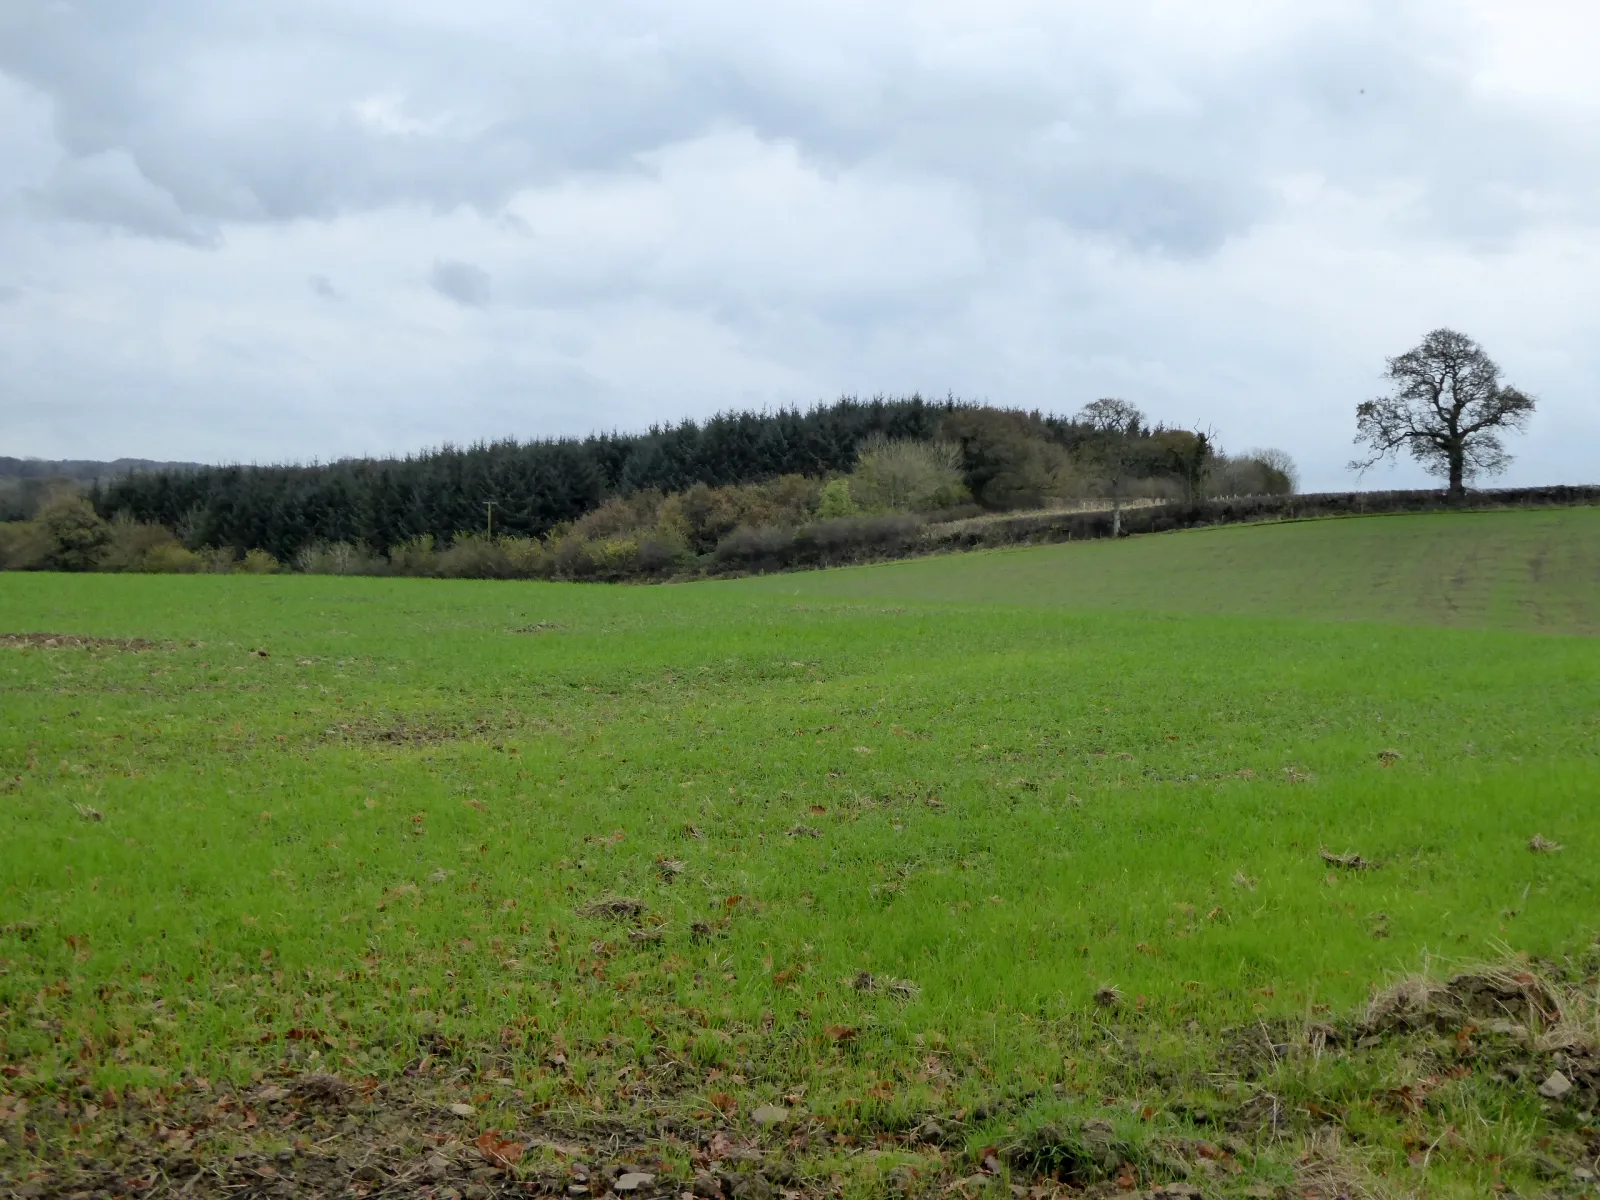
left=90, top=396, right=954, bottom=560
left=1, top=395, right=1296, bottom=575
left=75, top=396, right=1291, bottom=565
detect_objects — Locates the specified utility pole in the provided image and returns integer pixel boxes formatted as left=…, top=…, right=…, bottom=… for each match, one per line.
left=485, top=500, right=497, bottom=538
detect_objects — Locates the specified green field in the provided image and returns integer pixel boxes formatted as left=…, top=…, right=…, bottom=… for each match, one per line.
left=3, top=509, right=1599, bottom=1198
left=766, top=506, right=1600, bottom=633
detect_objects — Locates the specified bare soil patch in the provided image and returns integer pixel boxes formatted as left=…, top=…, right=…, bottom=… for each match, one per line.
left=321, top=712, right=530, bottom=747
left=1, top=633, right=158, bottom=651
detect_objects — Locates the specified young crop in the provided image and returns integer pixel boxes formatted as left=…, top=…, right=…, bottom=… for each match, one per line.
left=1, top=509, right=1596, bottom=1197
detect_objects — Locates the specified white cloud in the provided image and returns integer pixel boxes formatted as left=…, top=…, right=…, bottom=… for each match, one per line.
left=0, top=0, right=1595, bottom=490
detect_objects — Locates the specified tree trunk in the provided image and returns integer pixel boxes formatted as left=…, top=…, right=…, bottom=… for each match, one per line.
left=1112, top=498, right=1123, bottom=537
left=1448, top=449, right=1465, bottom=501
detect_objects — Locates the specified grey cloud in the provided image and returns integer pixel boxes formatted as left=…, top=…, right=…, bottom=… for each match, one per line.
left=430, top=260, right=491, bottom=307
left=33, top=150, right=220, bottom=246
left=3, top=2, right=1592, bottom=256
left=309, top=274, right=339, bottom=299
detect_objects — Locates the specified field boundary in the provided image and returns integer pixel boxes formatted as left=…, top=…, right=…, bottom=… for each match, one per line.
left=698, top=484, right=1600, bottom=579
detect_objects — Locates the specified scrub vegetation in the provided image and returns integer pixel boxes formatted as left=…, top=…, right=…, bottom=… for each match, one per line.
left=3, top=508, right=1598, bottom=1197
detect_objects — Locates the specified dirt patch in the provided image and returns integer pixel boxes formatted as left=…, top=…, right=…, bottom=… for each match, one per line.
left=0, top=1071, right=668, bottom=1199
left=0, top=1066, right=1250, bottom=1200
left=322, top=712, right=529, bottom=747
left=1, top=633, right=158, bottom=651
left=0, top=1068, right=859, bottom=1200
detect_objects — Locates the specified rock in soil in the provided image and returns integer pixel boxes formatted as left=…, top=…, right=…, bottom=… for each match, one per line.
left=1539, top=1070, right=1574, bottom=1100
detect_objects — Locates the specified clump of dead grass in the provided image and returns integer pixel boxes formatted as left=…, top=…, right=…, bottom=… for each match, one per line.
left=1093, top=985, right=1123, bottom=1009
left=848, top=971, right=920, bottom=1000
left=1319, top=847, right=1380, bottom=871
left=1294, top=1126, right=1383, bottom=1200
left=1365, top=959, right=1597, bottom=1058
left=576, top=895, right=648, bottom=921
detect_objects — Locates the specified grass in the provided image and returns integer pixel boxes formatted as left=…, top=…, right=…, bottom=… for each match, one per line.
left=2, top=508, right=1599, bottom=1197
left=753, top=506, right=1600, bottom=634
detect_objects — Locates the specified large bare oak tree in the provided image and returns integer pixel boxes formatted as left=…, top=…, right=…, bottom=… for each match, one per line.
left=1351, top=328, right=1535, bottom=499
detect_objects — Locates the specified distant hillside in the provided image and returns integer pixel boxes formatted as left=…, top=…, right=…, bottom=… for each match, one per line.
left=0, top=457, right=204, bottom=483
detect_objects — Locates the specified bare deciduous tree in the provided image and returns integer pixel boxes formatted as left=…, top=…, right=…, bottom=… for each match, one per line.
left=1351, top=329, right=1535, bottom=499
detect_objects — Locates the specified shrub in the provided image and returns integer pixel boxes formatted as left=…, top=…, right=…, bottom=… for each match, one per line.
left=798, top=514, right=924, bottom=561
left=0, top=521, right=52, bottom=570
left=589, top=536, right=642, bottom=577
left=568, top=492, right=665, bottom=542
left=195, top=546, right=240, bottom=573
left=634, top=537, right=684, bottom=575
left=431, top=534, right=550, bottom=580
left=388, top=534, right=440, bottom=577
left=436, top=533, right=516, bottom=579
left=656, top=476, right=822, bottom=554
left=661, top=484, right=743, bottom=553
left=100, top=514, right=188, bottom=573
left=499, top=537, right=551, bottom=579
left=816, top=478, right=858, bottom=519
left=142, top=542, right=202, bottom=573
left=295, top=541, right=382, bottom=575
left=37, top=496, right=111, bottom=570
left=850, top=437, right=970, bottom=512
left=237, top=549, right=282, bottom=575
left=712, top=514, right=925, bottom=573
left=713, top=524, right=797, bottom=568
left=97, top=515, right=204, bottom=573
left=550, top=537, right=598, bottom=579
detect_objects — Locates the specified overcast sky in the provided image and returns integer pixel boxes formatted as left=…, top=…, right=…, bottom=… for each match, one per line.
left=1, top=0, right=1595, bottom=490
